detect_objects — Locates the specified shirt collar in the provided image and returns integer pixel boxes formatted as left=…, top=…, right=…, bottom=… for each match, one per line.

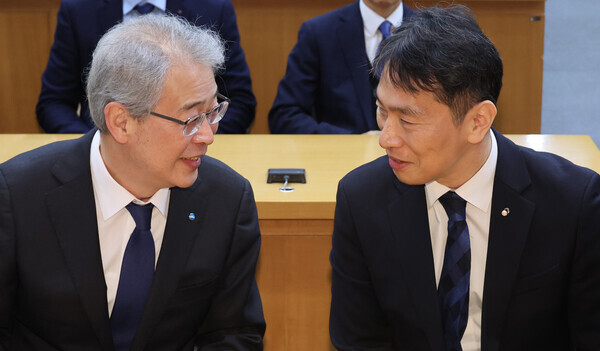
left=425, top=130, right=498, bottom=213
left=359, top=0, right=404, bottom=37
left=123, top=0, right=167, bottom=17
left=90, top=131, right=170, bottom=221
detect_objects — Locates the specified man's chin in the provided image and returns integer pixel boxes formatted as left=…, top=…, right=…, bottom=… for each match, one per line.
left=392, top=170, right=425, bottom=186
left=174, top=172, right=199, bottom=189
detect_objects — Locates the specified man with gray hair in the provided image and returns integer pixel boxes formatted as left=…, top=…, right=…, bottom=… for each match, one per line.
left=0, top=15, right=265, bottom=350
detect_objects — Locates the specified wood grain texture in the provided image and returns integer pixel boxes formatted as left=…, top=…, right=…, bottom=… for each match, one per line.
left=257, top=232, right=335, bottom=350
left=0, top=11, right=54, bottom=133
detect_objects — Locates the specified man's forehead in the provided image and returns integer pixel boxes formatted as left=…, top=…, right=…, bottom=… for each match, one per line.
left=378, top=76, right=422, bottom=102
left=379, top=82, right=448, bottom=117
left=161, top=62, right=217, bottom=104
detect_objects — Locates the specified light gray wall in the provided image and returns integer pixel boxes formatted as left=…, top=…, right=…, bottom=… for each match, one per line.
left=542, top=0, right=600, bottom=146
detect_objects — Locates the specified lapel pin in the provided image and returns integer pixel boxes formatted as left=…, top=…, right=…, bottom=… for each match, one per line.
left=501, top=208, right=510, bottom=217
left=188, top=213, right=196, bottom=221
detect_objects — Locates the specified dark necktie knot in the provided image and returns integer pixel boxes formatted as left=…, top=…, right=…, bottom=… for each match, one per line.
left=135, top=3, right=155, bottom=15
left=126, top=202, right=153, bottom=231
left=379, top=20, right=392, bottom=40
left=439, top=191, right=466, bottom=222
left=376, top=21, right=393, bottom=57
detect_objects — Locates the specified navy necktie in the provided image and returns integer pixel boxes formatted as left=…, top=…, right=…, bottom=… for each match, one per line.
left=110, top=203, right=155, bottom=351
left=377, top=20, right=392, bottom=54
left=135, top=3, right=155, bottom=15
left=437, top=192, right=470, bottom=351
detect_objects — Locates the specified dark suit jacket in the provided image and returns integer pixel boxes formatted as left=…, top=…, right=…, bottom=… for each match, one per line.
left=36, top=0, right=256, bottom=134
left=0, top=131, right=265, bottom=350
left=330, top=130, right=600, bottom=350
left=268, top=1, right=414, bottom=134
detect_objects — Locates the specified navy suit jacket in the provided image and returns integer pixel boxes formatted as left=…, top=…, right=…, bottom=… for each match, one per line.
left=36, top=0, right=256, bottom=134
left=0, top=132, right=265, bottom=350
left=268, top=1, right=414, bottom=134
left=330, top=130, right=600, bottom=350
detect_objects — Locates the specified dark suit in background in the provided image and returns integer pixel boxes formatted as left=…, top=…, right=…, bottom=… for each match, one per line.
left=268, top=1, right=414, bottom=134
left=0, top=132, right=265, bottom=349
left=36, top=0, right=256, bottom=134
left=330, top=130, right=600, bottom=350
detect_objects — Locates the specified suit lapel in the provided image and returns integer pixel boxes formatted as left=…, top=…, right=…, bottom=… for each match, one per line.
left=132, top=182, right=208, bottom=350
left=99, top=0, right=124, bottom=30
left=388, top=183, right=446, bottom=351
left=336, top=3, right=376, bottom=132
left=45, top=133, right=115, bottom=351
left=480, top=131, right=535, bottom=351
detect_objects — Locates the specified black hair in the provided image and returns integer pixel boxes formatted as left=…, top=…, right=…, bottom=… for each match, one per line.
left=373, top=5, right=503, bottom=124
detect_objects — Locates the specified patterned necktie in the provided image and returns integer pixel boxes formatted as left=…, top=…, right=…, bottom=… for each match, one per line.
left=377, top=20, right=392, bottom=54
left=110, top=203, right=155, bottom=351
left=437, top=191, right=470, bottom=351
left=135, top=3, right=155, bottom=15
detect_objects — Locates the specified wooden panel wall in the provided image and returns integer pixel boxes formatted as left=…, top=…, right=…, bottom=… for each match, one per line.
left=258, top=219, right=335, bottom=350
left=0, top=0, right=60, bottom=133
left=0, top=0, right=543, bottom=134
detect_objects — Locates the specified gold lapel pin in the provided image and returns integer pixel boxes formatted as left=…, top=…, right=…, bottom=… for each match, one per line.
left=501, top=208, right=510, bottom=217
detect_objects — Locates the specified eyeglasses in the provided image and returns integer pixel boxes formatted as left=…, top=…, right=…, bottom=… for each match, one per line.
left=149, top=93, right=230, bottom=136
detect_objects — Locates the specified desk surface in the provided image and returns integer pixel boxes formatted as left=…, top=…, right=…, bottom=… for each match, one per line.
left=2, top=133, right=599, bottom=219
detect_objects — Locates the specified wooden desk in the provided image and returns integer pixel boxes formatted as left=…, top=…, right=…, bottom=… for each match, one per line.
left=1, top=133, right=599, bottom=350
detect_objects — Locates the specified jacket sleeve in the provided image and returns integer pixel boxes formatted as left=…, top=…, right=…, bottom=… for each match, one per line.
left=568, top=172, right=600, bottom=350
left=0, top=169, right=16, bottom=349
left=195, top=179, right=265, bottom=350
left=268, top=21, right=353, bottom=134
left=36, top=0, right=92, bottom=133
left=329, top=181, right=394, bottom=350
left=213, top=0, right=256, bottom=134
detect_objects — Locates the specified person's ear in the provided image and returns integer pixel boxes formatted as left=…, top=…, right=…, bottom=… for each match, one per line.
left=104, top=102, right=133, bottom=144
left=466, top=100, right=496, bottom=144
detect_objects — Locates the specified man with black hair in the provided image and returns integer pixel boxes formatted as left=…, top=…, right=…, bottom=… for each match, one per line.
left=330, top=5, right=600, bottom=350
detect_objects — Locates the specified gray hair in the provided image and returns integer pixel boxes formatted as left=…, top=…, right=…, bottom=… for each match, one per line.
left=86, top=14, right=226, bottom=132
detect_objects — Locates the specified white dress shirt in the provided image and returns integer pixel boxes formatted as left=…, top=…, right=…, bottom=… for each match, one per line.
left=359, top=0, right=404, bottom=63
left=123, top=0, right=166, bottom=19
left=90, top=131, right=170, bottom=316
left=425, top=131, right=498, bottom=351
